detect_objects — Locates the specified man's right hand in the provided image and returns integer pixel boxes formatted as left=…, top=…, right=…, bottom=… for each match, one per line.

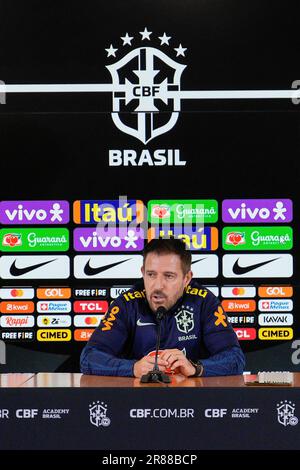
left=133, top=355, right=168, bottom=378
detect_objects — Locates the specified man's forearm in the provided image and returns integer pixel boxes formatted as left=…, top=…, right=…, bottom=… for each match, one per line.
left=80, top=344, right=136, bottom=377
left=200, top=346, right=245, bottom=376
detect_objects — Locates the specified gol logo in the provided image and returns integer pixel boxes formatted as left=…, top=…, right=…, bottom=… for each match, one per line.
left=37, top=330, right=71, bottom=341
left=258, top=286, right=293, bottom=298
left=37, top=288, right=71, bottom=299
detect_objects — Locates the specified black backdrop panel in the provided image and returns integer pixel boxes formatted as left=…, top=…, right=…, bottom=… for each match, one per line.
left=0, top=0, right=300, bottom=373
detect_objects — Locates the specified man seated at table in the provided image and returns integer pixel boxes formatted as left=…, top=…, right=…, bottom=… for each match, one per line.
left=80, top=238, right=245, bottom=378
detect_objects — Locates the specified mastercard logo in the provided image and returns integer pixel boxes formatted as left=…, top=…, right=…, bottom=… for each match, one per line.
left=231, top=287, right=245, bottom=296
left=85, top=317, right=99, bottom=325
left=10, top=289, right=24, bottom=297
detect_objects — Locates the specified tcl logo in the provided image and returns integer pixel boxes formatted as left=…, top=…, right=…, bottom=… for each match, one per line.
left=234, top=328, right=256, bottom=340
left=74, top=300, right=108, bottom=313
left=205, top=409, right=227, bottom=418
left=16, top=409, right=38, bottom=418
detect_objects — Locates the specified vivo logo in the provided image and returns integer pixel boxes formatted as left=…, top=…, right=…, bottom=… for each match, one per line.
left=0, top=201, right=69, bottom=224
left=222, top=200, right=293, bottom=223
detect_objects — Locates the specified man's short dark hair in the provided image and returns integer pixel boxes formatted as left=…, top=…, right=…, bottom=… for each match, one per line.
left=143, top=238, right=192, bottom=274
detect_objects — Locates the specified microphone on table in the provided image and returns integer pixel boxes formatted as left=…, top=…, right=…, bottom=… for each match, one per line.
left=140, top=306, right=171, bottom=384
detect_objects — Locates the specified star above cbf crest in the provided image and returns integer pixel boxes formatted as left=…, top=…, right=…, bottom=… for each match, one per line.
left=104, top=28, right=187, bottom=60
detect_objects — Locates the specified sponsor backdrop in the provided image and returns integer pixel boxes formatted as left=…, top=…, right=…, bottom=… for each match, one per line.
left=0, top=0, right=300, bottom=373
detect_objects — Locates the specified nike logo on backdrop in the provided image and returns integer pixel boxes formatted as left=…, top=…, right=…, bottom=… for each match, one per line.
left=84, top=258, right=131, bottom=276
left=9, top=258, right=57, bottom=276
left=232, top=257, right=280, bottom=275
left=137, top=319, right=156, bottom=327
left=191, top=258, right=206, bottom=265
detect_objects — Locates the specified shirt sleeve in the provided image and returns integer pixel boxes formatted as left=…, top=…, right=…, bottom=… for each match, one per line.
left=80, top=297, right=136, bottom=377
left=200, top=293, right=245, bottom=376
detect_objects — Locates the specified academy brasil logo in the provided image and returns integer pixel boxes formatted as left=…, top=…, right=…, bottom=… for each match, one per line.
left=105, top=27, right=186, bottom=144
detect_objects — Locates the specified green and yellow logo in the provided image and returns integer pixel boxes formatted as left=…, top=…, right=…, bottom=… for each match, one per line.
left=0, top=228, right=69, bottom=252
left=222, top=227, right=293, bottom=250
left=148, top=200, right=218, bottom=223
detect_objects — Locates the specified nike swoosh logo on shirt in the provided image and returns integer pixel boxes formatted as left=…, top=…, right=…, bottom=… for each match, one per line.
left=137, top=319, right=156, bottom=327
left=232, top=257, right=280, bottom=275
left=10, top=258, right=57, bottom=276
left=84, top=258, right=131, bottom=276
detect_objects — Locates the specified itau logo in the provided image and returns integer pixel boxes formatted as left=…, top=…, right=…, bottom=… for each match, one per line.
left=105, top=27, right=186, bottom=144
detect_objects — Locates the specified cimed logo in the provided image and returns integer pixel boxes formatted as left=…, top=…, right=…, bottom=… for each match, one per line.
left=105, top=27, right=187, bottom=144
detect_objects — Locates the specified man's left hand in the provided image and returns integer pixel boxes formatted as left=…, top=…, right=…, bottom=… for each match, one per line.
left=159, top=349, right=196, bottom=377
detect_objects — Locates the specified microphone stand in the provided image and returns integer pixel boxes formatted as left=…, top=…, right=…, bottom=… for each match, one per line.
left=140, top=307, right=171, bottom=384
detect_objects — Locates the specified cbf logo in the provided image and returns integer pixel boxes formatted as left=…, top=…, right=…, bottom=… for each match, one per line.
left=105, top=28, right=186, bottom=144
left=175, top=307, right=194, bottom=334
left=277, top=400, right=298, bottom=427
left=89, top=401, right=111, bottom=428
